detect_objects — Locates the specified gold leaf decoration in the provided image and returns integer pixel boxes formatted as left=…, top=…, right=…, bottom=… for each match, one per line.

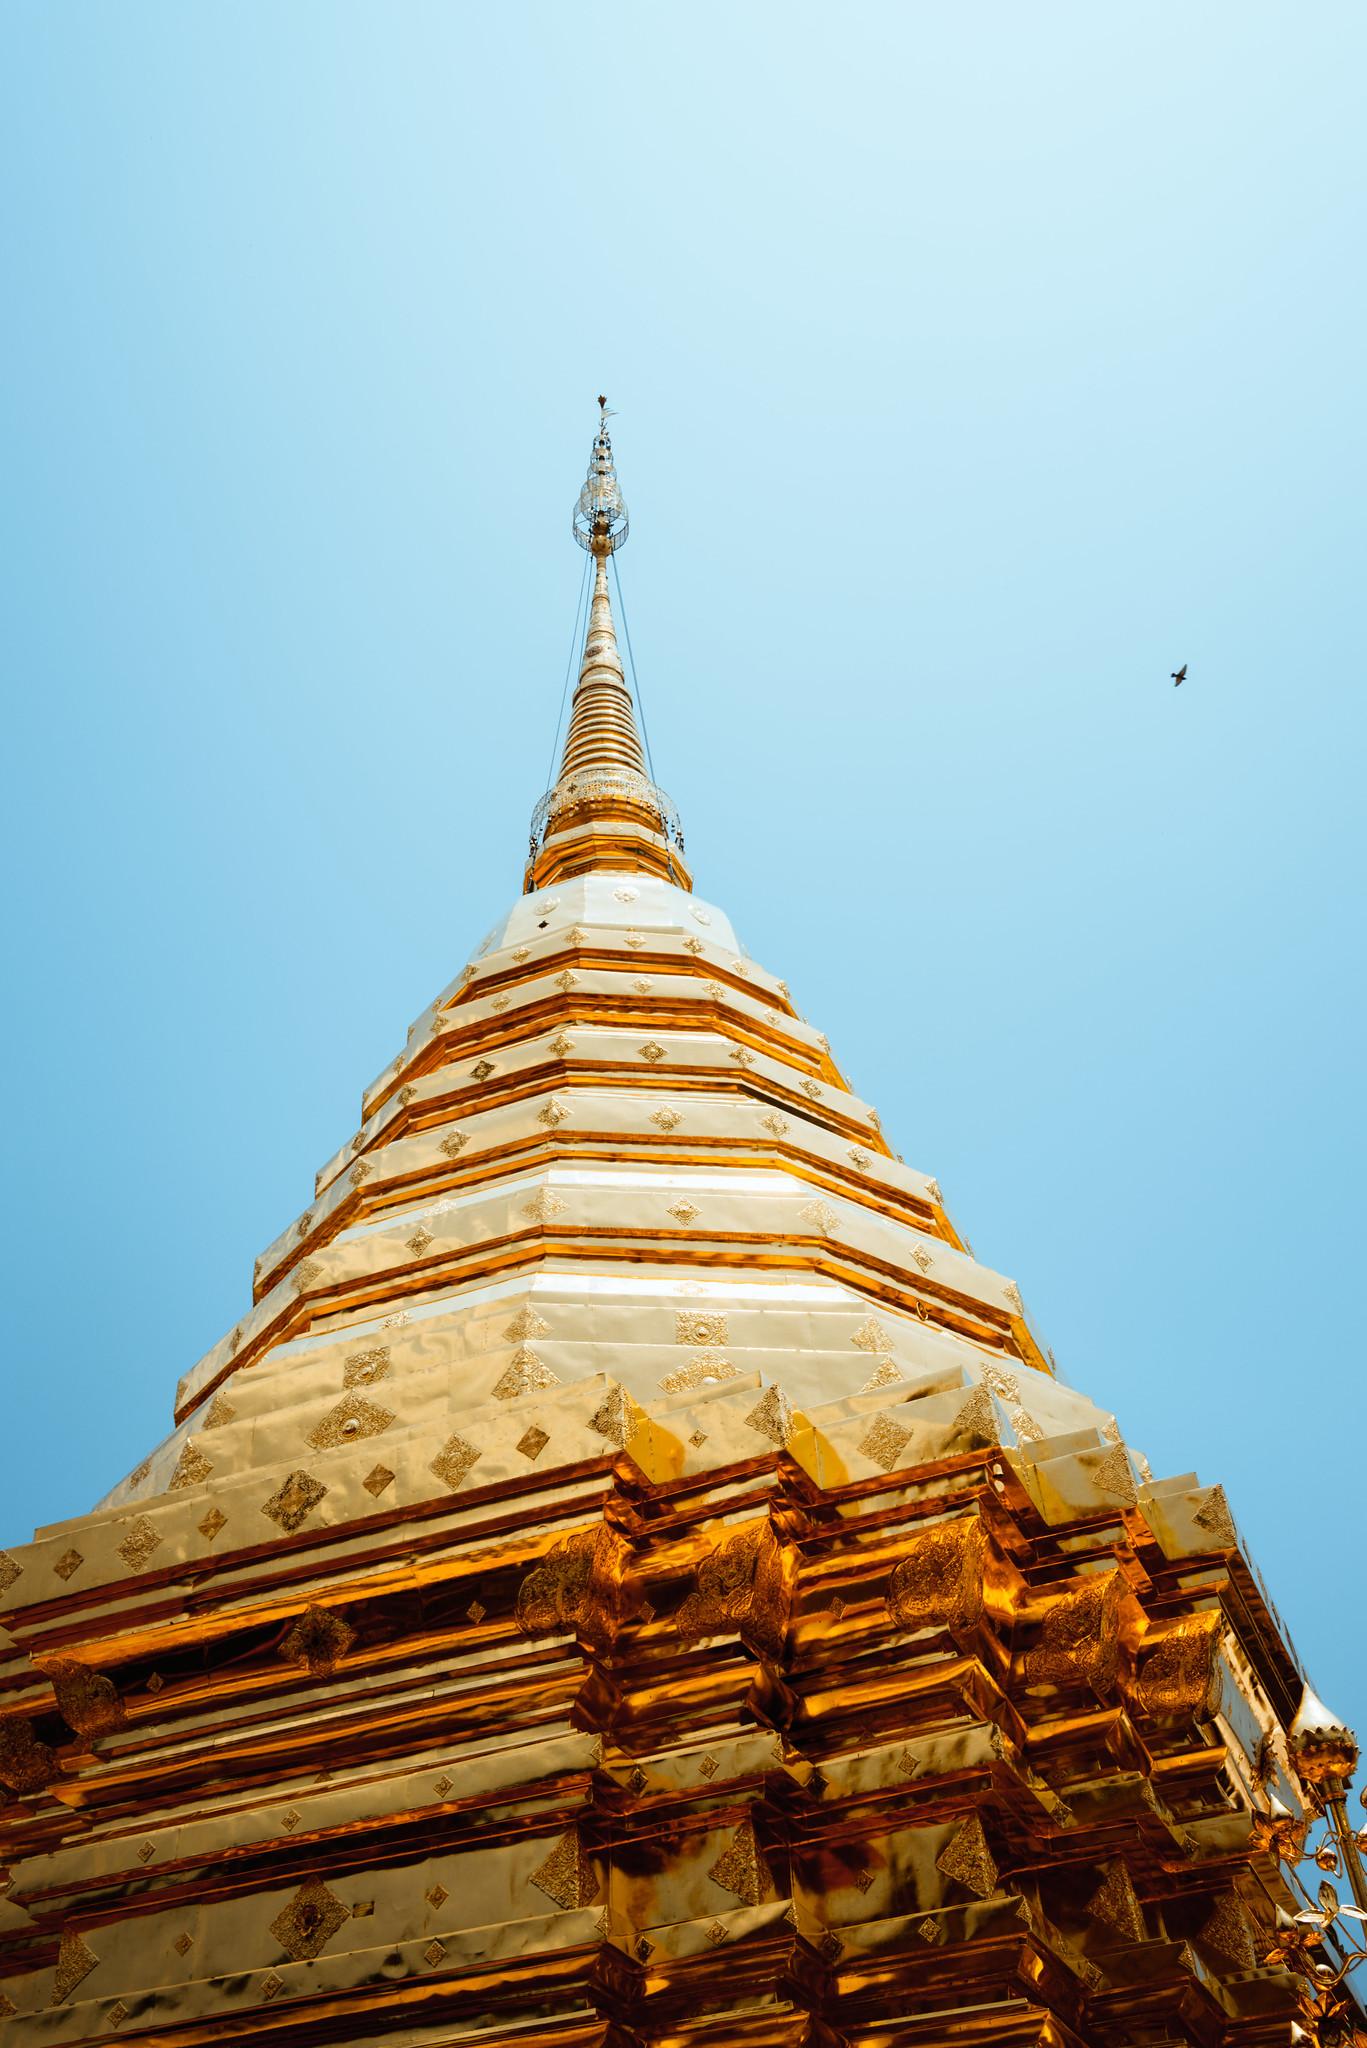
left=935, top=1813, right=998, bottom=1899
left=1025, top=1568, right=1127, bottom=1693
left=492, top=1347, right=561, bottom=1399
left=0, top=1718, right=58, bottom=1793
left=858, top=1358, right=904, bottom=1394
left=708, top=1818, right=767, bottom=1906
left=650, top=1107, right=683, bottom=1131
left=1193, top=1483, right=1238, bottom=1546
left=676, top=1521, right=791, bottom=1660
left=859, top=1416, right=912, bottom=1472
left=850, top=1316, right=892, bottom=1354
left=744, top=1385, right=794, bottom=1448
left=1085, top=1861, right=1146, bottom=1943
left=514, top=1522, right=627, bottom=1649
left=516, top=1425, right=550, bottom=1462
left=198, top=1507, right=227, bottom=1541
left=438, top=1131, right=469, bottom=1159
left=537, top=1097, right=570, bottom=1127
left=888, top=1518, right=987, bottom=1633
left=279, top=1604, right=355, bottom=1676
left=52, top=1549, right=84, bottom=1582
left=529, top=1826, right=597, bottom=1910
left=1127, top=1611, right=1221, bottom=1720
left=1003, top=1281, right=1024, bottom=1313
left=405, top=1227, right=434, bottom=1256
left=659, top=1353, right=738, bottom=1394
left=48, top=1661, right=125, bottom=1737
left=0, top=1551, right=23, bottom=1598
left=982, top=1364, right=1020, bottom=1402
left=504, top=1304, right=550, bottom=1341
left=1092, top=1444, right=1138, bottom=1505
left=676, top=1311, right=728, bottom=1347
left=1197, top=1891, right=1257, bottom=1969
left=799, top=1199, right=837, bottom=1235
left=202, top=1393, right=237, bottom=1429
left=260, top=1470, right=328, bottom=1534
left=759, top=1113, right=789, bottom=1138
left=950, top=1386, right=1000, bottom=1446
left=361, top=1465, right=394, bottom=1498
left=668, top=1199, right=700, bottom=1223
left=638, top=1041, right=667, bottom=1063
left=269, top=1875, right=349, bottom=1962
left=522, top=1188, right=568, bottom=1223
left=305, top=1393, right=395, bottom=1451
left=343, top=1347, right=391, bottom=1388
left=50, top=1932, right=100, bottom=2006
left=117, top=1517, right=161, bottom=1573
left=169, top=1441, right=212, bottom=1490
left=429, top=1435, right=482, bottom=1492
left=588, top=1386, right=637, bottom=1450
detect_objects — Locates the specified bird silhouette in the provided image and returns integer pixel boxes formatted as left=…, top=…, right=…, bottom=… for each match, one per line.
left=1171, top=664, right=1188, bottom=686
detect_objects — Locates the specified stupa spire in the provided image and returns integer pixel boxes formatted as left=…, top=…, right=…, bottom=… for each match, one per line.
left=525, top=400, right=689, bottom=890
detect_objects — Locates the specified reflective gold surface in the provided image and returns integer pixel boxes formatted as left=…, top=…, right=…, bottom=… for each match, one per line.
left=0, top=430, right=1336, bottom=2046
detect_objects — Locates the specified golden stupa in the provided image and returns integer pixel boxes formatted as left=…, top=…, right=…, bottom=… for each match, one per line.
left=0, top=408, right=1358, bottom=2046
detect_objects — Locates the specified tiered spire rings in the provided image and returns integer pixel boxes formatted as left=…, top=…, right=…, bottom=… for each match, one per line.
left=526, top=401, right=687, bottom=891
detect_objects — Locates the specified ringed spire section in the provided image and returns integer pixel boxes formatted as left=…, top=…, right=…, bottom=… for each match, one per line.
left=527, top=400, right=688, bottom=891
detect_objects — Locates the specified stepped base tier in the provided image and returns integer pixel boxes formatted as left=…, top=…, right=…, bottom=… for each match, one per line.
left=0, top=409, right=1350, bottom=2048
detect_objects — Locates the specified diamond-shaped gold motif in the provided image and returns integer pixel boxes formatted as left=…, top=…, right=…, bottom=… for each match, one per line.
left=800, top=1077, right=822, bottom=1099
left=522, top=1188, right=568, bottom=1222
left=859, top=1359, right=903, bottom=1394
left=406, top=1227, right=434, bottom=1256
left=850, top=1146, right=872, bottom=1168
left=549, top=1033, right=574, bottom=1057
left=53, top=1548, right=84, bottom=1582
left=471, top=1059, right=496, bottom=1080
left=668, top=1200, right=699, bottom=1223
left=853, top=1867, right=875, bottom=1893
left=362, top=1464, right=395, bottom=1497
left=51, top=1932, right=100, bottom=2004
left=198, top=1507, right=227, bottom=1542
left=493, top=1347, right=561, bottom=1398
left=107, top=1999, right=130, bottom=2026
left=633, top=978, right=652, bottom=993
left=517, top=1425, right=550, bottom=1462
left=553, top=968, right=579, bottom=992
left=650, top=1107, right=682, bottom=1131
left=270, top=1875, right=348, bottom=1961
left=137, top=1840, right=155, bottom=1863
left=799, top=1199, right=837, bottom=1235
left=1093, top=1444, right=1138, bottom=1505
left=344, top=1346, right=390, bottom=1388
left=850, top=1316, right=892, bottom=1353
left=430, top=1434, right=482, bottom=1491
left=169, top=1441, right=213, bottom=1491
left=439, top=1130, right=469, bottom=1159
left=530, top=1826, right=596, bottom=1910
left=466, top=1599, right=486, bottom=1622
left=860, top=1416, right=912, bottom=1472
left=424, top=1938, right=447, bottom=1966
left=281, top=1808, right=300, bottom=1831
left=118, top=1517, right=161, bottom=1572
left=1003, top=1280, right=1024, bottom=1313
left=708, top=1819, right=766, bottom=1905
left=0, top=1551, right=23, bottom=1597
left=638, top=1041, right=667, bottom=1062
left=203, top=1393, right=237, bottom=1429
left=910, top=1243, right=934, bottom=1273
left=306, top=1393, right=395, bottom=1451
left=628, top=1766, right=648, bottom=1794
left=349, top=1158, right=371, bottom=1186
left=982, top=1364, right=1021, bottom=1402
left=491, top=994, right=510, bottom=1012
left=935, top=1813, right=999, bottom=1899
left=293, top=1256, right=324, bottom=1292
left=745, top=1385, right=794, bottom=1448
left=434, top=1774, right=453, bottom=1796
left=698, top=1753, right=720, bottom=1779
left=683, top=935, right=705, bottom=953
left=1193, top=1484, right=1238, bottom=1545
left=614, top=886, right=638, bottom=902
left=760, top=1112, right=789, bottom=1137
left=261, top=1470, right=327, bottom=1533
left=705, top=1920, right=728, bottom=1944
left=589, top=1385, right=635, bottom=1449
left=635, top=1934, right=655, bottom=1959
left=689, top=1429, right=708, bottom=1447
left=261, top=1971, right=284, bottom=1999
left=398, top=1084, right=418, bottom=1107
left=173, top=1932, right=193, bottom=1956
left=426, top=1882, right=449, bottom=1909
left=505, top=1304, right=550, bottom=1340
left=729, top=1045, right=756, bottom=1067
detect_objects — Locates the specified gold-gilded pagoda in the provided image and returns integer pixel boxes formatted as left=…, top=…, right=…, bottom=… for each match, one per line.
left=2, top=407, right=1362, bottom=2047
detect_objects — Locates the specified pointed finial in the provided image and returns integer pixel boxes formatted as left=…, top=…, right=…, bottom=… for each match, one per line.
left=573, top=399, right=628, bottom=556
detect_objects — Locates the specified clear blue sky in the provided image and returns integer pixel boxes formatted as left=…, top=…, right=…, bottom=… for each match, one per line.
left=3, top=7, right=1363, bottom=1729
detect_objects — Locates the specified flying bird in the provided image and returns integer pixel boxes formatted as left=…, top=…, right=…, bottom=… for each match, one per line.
left=1171, top=664, right=1188, bottom=686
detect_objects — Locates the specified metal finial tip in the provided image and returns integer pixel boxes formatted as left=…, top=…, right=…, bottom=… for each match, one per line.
left=597, top=394, right=608, bottom=411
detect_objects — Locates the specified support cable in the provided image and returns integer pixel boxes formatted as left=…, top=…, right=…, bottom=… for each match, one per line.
left=544, top=549, right=592, bottom=794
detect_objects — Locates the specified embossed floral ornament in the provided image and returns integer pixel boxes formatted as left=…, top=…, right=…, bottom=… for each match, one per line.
left=515, top=1522, right=627, bottom=1651
left=529, top=1826, right=598, bottom=1911
left=708, top=1818, right=769, bottom=1906
left=1127, top=1610, right=1221, bottom=1720
left=270, top=1875, right=349, bottom=1961
left=887, top=1517, right=987, bottom=1634
left=935, top=1813, right=998, bottom=1899
left=676, top=1520, right=791, bottom=1660
left=1024, top=1568, right=1133, bottom=1694
left=279, top=1604, right=356, bottom=1676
